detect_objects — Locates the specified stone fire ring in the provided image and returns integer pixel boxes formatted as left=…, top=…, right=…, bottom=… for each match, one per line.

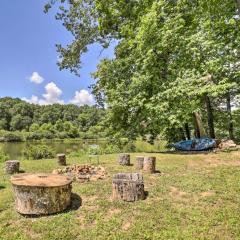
left=11, top=173, right=72, bottom=215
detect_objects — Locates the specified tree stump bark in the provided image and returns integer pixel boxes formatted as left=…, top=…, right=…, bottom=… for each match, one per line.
left=136, top=156, right=144, bottom=170
left=112, top=173, right=145, bottom=202
left=57, top=154, right=66, bottom=166
left=5, top=160, right=20, bottom=174
left=143, top=157, right=156, bottom=173
left=11, top=173, right=72, bottom=215
left=118, top=154, right=130, bottom=166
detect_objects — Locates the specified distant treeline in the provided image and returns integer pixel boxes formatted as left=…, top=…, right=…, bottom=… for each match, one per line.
left=0, top=97, right=106, bottom=141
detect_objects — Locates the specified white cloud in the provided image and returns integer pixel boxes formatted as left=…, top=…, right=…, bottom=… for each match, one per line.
left=40, top=82, right=64, bottom=105
left=29, top=72, right=44, bottom=84
left=70, top=90, right=94, bottom=106
left=22, top=95, right=40, bottom=104
left=22, top=82, right=64, bottom=105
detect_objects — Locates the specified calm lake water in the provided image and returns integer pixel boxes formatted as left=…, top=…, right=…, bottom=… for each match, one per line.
left=0, top=139, right=106, bottom=159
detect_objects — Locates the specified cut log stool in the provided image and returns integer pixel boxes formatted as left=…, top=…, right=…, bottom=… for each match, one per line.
left=57, top=154, right=66, bottom=166
left=143, top=157, right=156, bottom=173
left=11, top=173, right=72, bottom=215
left=5, top=160, right=20, bottom=174
left=112, top=173, right=145, bottom=202
left=118, top=154, right=130, bottom=166
left=136, top=156, right=144, bottom=170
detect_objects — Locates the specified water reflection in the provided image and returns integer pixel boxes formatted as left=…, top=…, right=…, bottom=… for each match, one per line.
left=0, top=139, right=106, bottom=159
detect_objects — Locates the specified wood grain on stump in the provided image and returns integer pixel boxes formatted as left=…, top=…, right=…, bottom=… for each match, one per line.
left=112, top=173, right=145, bottom=202
left=57, top=154, right=66, bottom=166
left=11, top=173, right=72, bottom=215
left=118, top=154, right=130, bottom=166
left=5, top=160, right=20, bottom=174
left=136, top=156, right=144, bottom=170
left=143, top=157, right=156, bottom=173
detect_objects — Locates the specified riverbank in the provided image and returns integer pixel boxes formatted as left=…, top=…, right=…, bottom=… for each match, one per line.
left=0, top=139, right=167, bottom=159
left=1, top=151, right=240, bottom=239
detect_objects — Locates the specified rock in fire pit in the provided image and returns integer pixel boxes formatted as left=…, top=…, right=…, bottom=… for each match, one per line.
left=52, top=165, right=107, bottom=183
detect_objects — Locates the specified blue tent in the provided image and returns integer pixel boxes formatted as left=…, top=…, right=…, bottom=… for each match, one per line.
left=172, top=138, right=216, bottom=151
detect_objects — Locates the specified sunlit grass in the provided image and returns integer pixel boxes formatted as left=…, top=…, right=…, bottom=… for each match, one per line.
left=0, top=151, right=240, bottom=239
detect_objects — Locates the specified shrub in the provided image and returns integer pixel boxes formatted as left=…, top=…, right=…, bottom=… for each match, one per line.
left=56, top=131, right=69, bottom=139
left=100, top=144, right=121, bottom=154
left=40, top=130, right=55, bottom=139
left=25, top=132, right=43, bottom=140
left=23, top=145, right=54, bottom=160
left=122, top=141, right=136, bottom=152
left=0, top=131, right=23, bottom=142
left=0, top=152, right=9, bottom=162
left=68, top=149, right=86, bottom=158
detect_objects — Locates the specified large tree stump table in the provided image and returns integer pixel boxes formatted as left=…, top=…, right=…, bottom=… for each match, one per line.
left=112, top=173, right=145, bottom=202
left=5, top=160, right=20, bottom=174
left=11, top=173, right=72, bottom=215
left=118, top=154, right=130, bottom=166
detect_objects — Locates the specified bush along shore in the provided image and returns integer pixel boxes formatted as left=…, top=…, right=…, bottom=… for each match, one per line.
left=0, top=97, right=106, bottom=142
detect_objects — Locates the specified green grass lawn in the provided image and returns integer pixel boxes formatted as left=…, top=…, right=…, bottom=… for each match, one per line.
left=1, top=151, right=240, bottom=240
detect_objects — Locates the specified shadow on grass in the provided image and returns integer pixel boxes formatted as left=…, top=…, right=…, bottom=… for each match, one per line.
left=68, top=193, right=82, bottom=211
left=144, top=191, right=149, bottom=200
left=158, top=150, right=212, bottom=155
left=0, top=186, right=5, bottom=190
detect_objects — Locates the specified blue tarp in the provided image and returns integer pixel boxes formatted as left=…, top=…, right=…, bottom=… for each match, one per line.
left=173, top=138, right=216, bottom=151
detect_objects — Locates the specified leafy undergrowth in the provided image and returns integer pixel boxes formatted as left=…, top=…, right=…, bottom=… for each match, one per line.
left=1, top=152, right=240, bottom=239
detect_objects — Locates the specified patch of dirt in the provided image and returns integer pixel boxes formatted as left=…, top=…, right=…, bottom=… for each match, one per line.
left=2, top=220, right=21, bottom=228
left=105, top=208, right=121, bottom=221
left=83, top=205, right=99, bottom=211
left=82, top=195, right=98, bottom=202
left=188, top=155, right=240, bottom=169
left=23, top=228, right=41, bottom=240
left=169, top=186, right=188, bottom=198
left=204, top=158, right=240, bottom=167
left=77, top=214, right=97, bottom=229
left=200, top=190, right=215, bottom=197
left=122, top=220, right=132, bottom=231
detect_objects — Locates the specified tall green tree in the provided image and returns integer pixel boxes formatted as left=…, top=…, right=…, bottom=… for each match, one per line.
left=46, top=0, right=240, bottom=142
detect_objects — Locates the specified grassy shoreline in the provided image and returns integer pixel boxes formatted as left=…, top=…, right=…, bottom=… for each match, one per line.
left=1, top=151, right=240, bottom=239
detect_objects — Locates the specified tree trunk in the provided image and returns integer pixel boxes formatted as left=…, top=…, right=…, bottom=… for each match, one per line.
left=112, top=173, right=145, bottom=202
left=205, top=95, right=216, bottom=139
left=118, top=154, right=130, bottom=166
left=236, top=0, right=240, bottom=15
left=136, top=156, right=144, bottom=170
left=11, top=173, right=72, bottom=215
left=143, top=157, right=156, bottom=174
left=184, top=123, right=191, bottom=140
left=57, top=154, right=67, bottom=166
left=180, top=127, right=186, bottom=140
left=226, top=92, right=234, bottom=140
left=5, top=160, right=20, bottom=174
left=193, top=112, right=206, bottom=138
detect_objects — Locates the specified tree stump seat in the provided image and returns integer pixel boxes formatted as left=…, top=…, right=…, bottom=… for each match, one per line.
left=11, top=173, right=72, bottom=215
left=118, top=154, right=130, bottom=166
left=5, top=160, right=20, bottom=174
left=112, top=173, right=145, bottom=202
left=57, top=153, right=67, bottom=166
left=136, top=156, right=144, bottom=170
left=143, top=157, right=156, bottom=173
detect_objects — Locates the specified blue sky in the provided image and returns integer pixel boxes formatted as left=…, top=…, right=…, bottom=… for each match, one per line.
left=0, top=0, right=114, bottom=105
